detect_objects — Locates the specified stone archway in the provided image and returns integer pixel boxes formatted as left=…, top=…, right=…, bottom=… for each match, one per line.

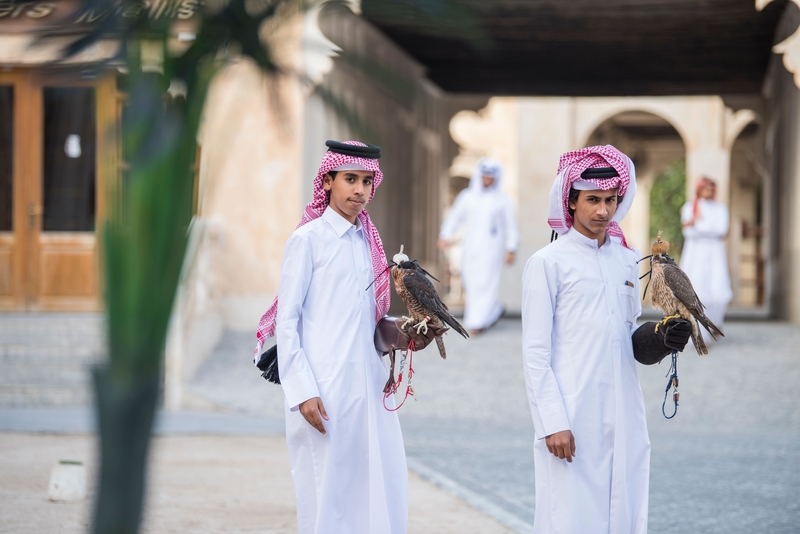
left=728, top=117, right=767, bottom=309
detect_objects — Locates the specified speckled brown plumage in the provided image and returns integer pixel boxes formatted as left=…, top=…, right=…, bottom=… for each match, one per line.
left=649, top=236, right=723, bottom=355
left=390, top=260, right=468, bottom=359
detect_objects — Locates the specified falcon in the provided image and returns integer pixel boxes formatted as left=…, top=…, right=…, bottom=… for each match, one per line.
left=648, top=232, right=724, bottom=355
left=390, top=246, right=468, bottom=359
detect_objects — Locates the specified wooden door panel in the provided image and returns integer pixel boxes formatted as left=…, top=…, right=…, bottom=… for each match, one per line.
left=0, top=71, right=27, bottom=310
left=38, top=233, right=97, bottom=299
left=0, top=234, right=13, bottom=304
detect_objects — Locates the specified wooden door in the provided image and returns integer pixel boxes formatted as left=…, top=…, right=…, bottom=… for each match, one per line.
left=0, top=69, right=116, bottom=311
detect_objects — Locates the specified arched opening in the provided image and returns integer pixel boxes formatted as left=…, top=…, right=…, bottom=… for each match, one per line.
left=586, top=111, right=687, bottom=260
left=728, top=120, right=766, bottom=309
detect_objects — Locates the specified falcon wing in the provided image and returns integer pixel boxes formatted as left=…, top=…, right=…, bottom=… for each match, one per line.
left=660, top=260, right=706, bottom=315
left=400, top=272, right=468, bottom=338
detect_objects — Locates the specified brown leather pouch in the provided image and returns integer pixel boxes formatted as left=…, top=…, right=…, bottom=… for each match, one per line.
left=374, top=316, right=403, bottom=354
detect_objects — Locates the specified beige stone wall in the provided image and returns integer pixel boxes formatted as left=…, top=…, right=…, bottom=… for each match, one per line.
left=173, top=18, right=307, bottom=390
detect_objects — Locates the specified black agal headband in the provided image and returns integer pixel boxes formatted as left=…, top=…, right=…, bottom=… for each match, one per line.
left=325, top=140, right=381, bottom=159
left=580, top=167, right=619, bottom=179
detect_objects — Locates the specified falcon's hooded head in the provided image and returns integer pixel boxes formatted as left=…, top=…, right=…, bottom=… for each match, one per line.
left=650, top=232, right=674, bottom=267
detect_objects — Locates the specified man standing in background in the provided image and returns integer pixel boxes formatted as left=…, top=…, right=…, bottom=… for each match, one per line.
left=681, top=177, right=732, bottom=332
left=438, top=158, right=519, bottom=336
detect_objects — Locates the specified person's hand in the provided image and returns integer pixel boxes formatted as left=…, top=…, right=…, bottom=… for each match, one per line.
left=299, top=397, right=328, bottom=434
left=545, top=430, right=575, bottom=462
left=505, top=251, right=516, bottom=265
left=437, top=238, right=448, bottom=251
left=682, top=219, right=695, bottom=227
left=663, top=318, right=692, bottom=352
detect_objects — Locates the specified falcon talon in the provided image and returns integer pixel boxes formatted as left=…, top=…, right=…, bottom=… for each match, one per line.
left=414, top=319, right=429, bottom=335
left=655, top=313, right=682, bottom=333
left=400, top=316, right=414, bottom=331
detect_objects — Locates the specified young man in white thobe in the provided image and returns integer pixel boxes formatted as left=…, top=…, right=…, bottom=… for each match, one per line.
left=254, top=141, right=410, bottom=534
left=522, top=145, right=691, bottom=534
left=680, top=176, right=732, bottom=331
left=438, top=158, right=519, bottom=336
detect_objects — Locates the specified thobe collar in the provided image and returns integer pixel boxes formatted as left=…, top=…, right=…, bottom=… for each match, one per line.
left=566, top=226, right=612, bottom=251
left=322, top=205, right=362, bottom=237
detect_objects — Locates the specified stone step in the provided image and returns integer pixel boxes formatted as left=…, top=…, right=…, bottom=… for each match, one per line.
left=0, top=385, right=94, bottom=407
left=0, top=362, right=95, bottom=387
left=0, top=345, right=103, bottom=363
left=0, top=313, right=105, bottom=407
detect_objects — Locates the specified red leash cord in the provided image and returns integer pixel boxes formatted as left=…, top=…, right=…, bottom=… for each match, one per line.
left=383, top=339, right=415, bottom=411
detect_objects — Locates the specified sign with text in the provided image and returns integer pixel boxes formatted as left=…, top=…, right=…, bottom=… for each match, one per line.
left=0, top=0, right=201, bottom=32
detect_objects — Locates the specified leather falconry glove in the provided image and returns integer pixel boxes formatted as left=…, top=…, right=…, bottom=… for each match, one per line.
left=632, top=318, right=692, bottom=365
left=396, top=318, right=450, bottom=351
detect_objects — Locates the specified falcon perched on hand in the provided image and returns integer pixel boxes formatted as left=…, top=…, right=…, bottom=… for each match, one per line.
left=649, top=233, right=724, bottom=355
left=390, top=246, right=469, bottom=359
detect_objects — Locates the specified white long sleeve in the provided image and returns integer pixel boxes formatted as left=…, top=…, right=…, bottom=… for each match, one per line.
left=275, top=233, right=320, bottom=410
left=439, top=190, right=470, bottom=241
left=521, top=254, right=570, bottom=439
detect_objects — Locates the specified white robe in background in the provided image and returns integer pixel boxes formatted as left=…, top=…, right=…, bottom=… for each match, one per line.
left=522, top=228, right=650, bottom=534
left=439, top=178, right=519, bottom=330
left=680, top=200, right=732, bottom=328
left=276, top=206, right=407, bottom=534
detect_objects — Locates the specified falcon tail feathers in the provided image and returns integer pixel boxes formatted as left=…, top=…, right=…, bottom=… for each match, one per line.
left=434, top=336, right=447, bottom=360
left=692, top=331, right=708, bottom=355
left=698, top=314, right=724, bottom=340
left=690, top=320, right=709, bottom=355
left=439, top=312, right=469, bottom=339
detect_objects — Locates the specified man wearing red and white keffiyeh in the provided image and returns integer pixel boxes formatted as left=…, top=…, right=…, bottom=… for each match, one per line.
left=257, top=140, right=407, bottom=534
left=523, top=145, right=655, bottom=533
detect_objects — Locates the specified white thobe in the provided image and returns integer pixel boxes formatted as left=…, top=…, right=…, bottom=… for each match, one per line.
left=439, top=187, right=519, bottom=330
left=680, top=200, right=732, bottom=328
left=522, top=228, right=650, bottom=534
left=276, top=206, right=407, bottom=534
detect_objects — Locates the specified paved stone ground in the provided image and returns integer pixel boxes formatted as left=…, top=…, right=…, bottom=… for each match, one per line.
left=192, top=319, right=800, bottom=533
left=0, top=433, right=513, bottom=534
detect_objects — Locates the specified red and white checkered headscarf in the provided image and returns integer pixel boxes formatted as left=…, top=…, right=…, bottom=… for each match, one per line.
left=254, top=141, right=391, bottom=361
left=547, top=145, right=637, bottom=248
